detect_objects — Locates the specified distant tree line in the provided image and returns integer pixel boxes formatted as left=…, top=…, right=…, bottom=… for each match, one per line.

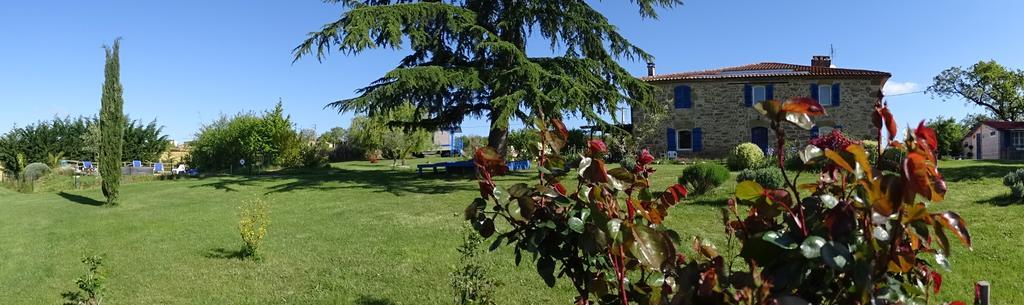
left=0, top=116, right=170, bottom=173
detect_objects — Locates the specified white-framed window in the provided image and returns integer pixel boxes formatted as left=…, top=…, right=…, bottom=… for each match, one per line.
left=677, top=130, right=693, bottom=151
left=818, top=126, right=835, bottom=136
left=1013, top=131, right=1024, bottom=147
left=818, top=85, right=833, bottom=106
left=752, top=85, right=767, bottom=104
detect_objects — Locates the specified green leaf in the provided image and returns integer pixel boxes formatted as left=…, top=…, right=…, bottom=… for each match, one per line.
left=821, top=241, right=852, bottom=270
left=582, top=223, right=609, bottom=255
left=537, top=256, right=557, bottom=287
left=800, top=236, right=826, bottom=258
left=568, top=217, right=585, bottom=233
left=762, top=231, right=799, bottom=250
left=608, top=167, right=635, bottom=184
left=517, top=196, right=536, bottom=219
left=736, top=180, right=765, bottom=203
left=507, top=183, right=532, bottom=198
left=627, top=224, right=671, bottom=270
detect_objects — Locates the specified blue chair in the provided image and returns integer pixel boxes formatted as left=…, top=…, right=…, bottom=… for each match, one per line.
left=154, top=162, right=164, bottom=173
left=82, top=161, right=94, bottom=169
left=132, top=160, right=143, bottom=168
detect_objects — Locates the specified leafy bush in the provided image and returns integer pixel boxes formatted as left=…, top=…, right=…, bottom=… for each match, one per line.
left=23, top=162, right=51, bottom=182
left=188, top=102, right=302, bottom=171
left=300, top=141, right=331, bottom=168
left=862, top=140, right=879, bottom=164
left=507, top=128, right=541, bottom=160
left=468, top=118, right=691, bottom=305
left=1003, top=168, right=1024, bottom=200
left=238, top=199, right=270, bottom=260
left=449, top=226, right=498, bottom=305
left=727, top=142, right=766, bottom=170
left=878, top=147, right=907, bottom=172
left=679, top=162, right=729, bottom=195
left=61, top=255, right=106, bottom=305
left=736, top=166, right=784, bottom=189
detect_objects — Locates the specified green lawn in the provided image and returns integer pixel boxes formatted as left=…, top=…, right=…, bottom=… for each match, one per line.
left=0, top=159, right=1020, bottom=304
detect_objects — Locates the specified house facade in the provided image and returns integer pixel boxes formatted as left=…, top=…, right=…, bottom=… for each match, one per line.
left=634, top=56, right=890, bottom=157
left=961, top=121, right=1024, bottom=160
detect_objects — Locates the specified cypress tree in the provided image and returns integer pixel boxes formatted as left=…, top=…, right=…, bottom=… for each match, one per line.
left=294, top=0, right=681, bottom=156
left=100, top=39, right=125, bottom=205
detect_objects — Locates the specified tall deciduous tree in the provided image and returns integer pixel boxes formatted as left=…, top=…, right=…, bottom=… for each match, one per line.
left=100, top=39, right=126, bottom=205
left=925, top=116, right=967, bottom=159
left=294, top=0, right=680, bottom=156
left=929, top=60, right=1024, bottom=121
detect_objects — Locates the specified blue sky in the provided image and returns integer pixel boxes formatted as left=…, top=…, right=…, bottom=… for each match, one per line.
left=1, top=1, right=1022, bottom=143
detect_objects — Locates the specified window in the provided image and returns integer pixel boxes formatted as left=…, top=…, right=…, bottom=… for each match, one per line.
left=752, top=86, right=767, bottom=104
left=1014, top=131, right=1024, bottom=147
left=818, top=126, right=834, bottom=136
left=677, top=130, right=693, bottom=150
left=818, top=85, right=833, bottom=106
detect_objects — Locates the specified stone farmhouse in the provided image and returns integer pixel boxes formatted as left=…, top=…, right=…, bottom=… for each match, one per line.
left=634, top=56, right=890, bottom=158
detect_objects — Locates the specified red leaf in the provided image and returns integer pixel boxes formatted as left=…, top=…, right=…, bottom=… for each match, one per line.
left=478, top=182, right=494, bottom=198
left=930, top=269, right=943, bottom=294
left=553, top=182, right=568, bottom=196
left=881, top=104, right=898, bottom=141
left=872, top=101, right=885, bottom=130
left=585, top=159, right=610, bottom=183
left=550, top=118, right=569, bottom=141
left=915, top=120, right=939, bottom=152
left=588, top=139, right=608, bottom=155
left=932, top=211, right=972, bottom=249
left=904, top=151, right=946, bottom=202
left=781, top=97, right=827, bottom=116
left=474, top=147, right=507, bottom=176
left=660, top=184, right=688, bottom=206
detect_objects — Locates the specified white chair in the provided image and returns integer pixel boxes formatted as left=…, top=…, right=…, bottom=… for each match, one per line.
left=171, top=164, right=187, bottom=175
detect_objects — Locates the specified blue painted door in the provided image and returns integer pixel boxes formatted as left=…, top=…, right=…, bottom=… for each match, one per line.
left=751, top=127, right=770, bottom=154
left=976, top=135, right=982, bottom=160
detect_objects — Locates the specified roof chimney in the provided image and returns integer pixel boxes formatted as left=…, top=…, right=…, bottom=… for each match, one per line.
left=811, top=55, right=832, bottom=68
left=647, top=62, right=656, bottom=77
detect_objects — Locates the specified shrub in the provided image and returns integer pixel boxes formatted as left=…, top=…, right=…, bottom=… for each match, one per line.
left=737, top=166, right=784, bottom=189
left=239, top=198, right=270, bottom=260
left=507, top=128, right=541, bottom=160
left=23, top=162, right=51, bottom=182
left=727, top=142, right=765, bottom=170
left=862, top=140, right=879, bottom=164
left=1003, top=169, right=1024, bottom=200
left=61, top=255, right=106, bottom=305
left=878, top=147, right=907, bottom=172
left=449, top=226, right=498, bottom=305
left=679, top=162, right=730, bottom=195
left=300, top=141, right=331, bottom=168
left=188, top=102, right=302, bottom=171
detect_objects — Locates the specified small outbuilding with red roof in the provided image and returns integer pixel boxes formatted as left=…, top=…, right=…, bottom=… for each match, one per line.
left=961, top=121, right=1024, bottom=160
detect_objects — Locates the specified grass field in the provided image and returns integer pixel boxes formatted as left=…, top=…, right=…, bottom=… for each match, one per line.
left=0, top=159, right=1021, bottom=304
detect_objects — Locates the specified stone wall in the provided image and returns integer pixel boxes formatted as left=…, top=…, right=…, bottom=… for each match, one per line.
left=633, top=77, right=886, bottom=158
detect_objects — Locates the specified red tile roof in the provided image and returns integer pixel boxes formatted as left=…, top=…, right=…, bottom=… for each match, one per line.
left=642, top=62, right=891, bottom=82
left=982, top=121, right=1024, bottom=130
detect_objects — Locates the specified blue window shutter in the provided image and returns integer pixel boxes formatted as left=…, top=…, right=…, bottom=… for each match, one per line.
left=810, top=126, right=820, bottom=139
left=667, top=128, right=676, bottom=151
left=682, top=86, right=692, bottom=108
left=692, top=128, right=703, bottom=152
left=832, top=83, right=841, bottom=106
left=810, top=83, right=819, bottom=100
left=673, top=86, right=685, bottom=109
left=744, top=84, right=752, bottom=107
left=766, top=84, right=774, bottom=100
